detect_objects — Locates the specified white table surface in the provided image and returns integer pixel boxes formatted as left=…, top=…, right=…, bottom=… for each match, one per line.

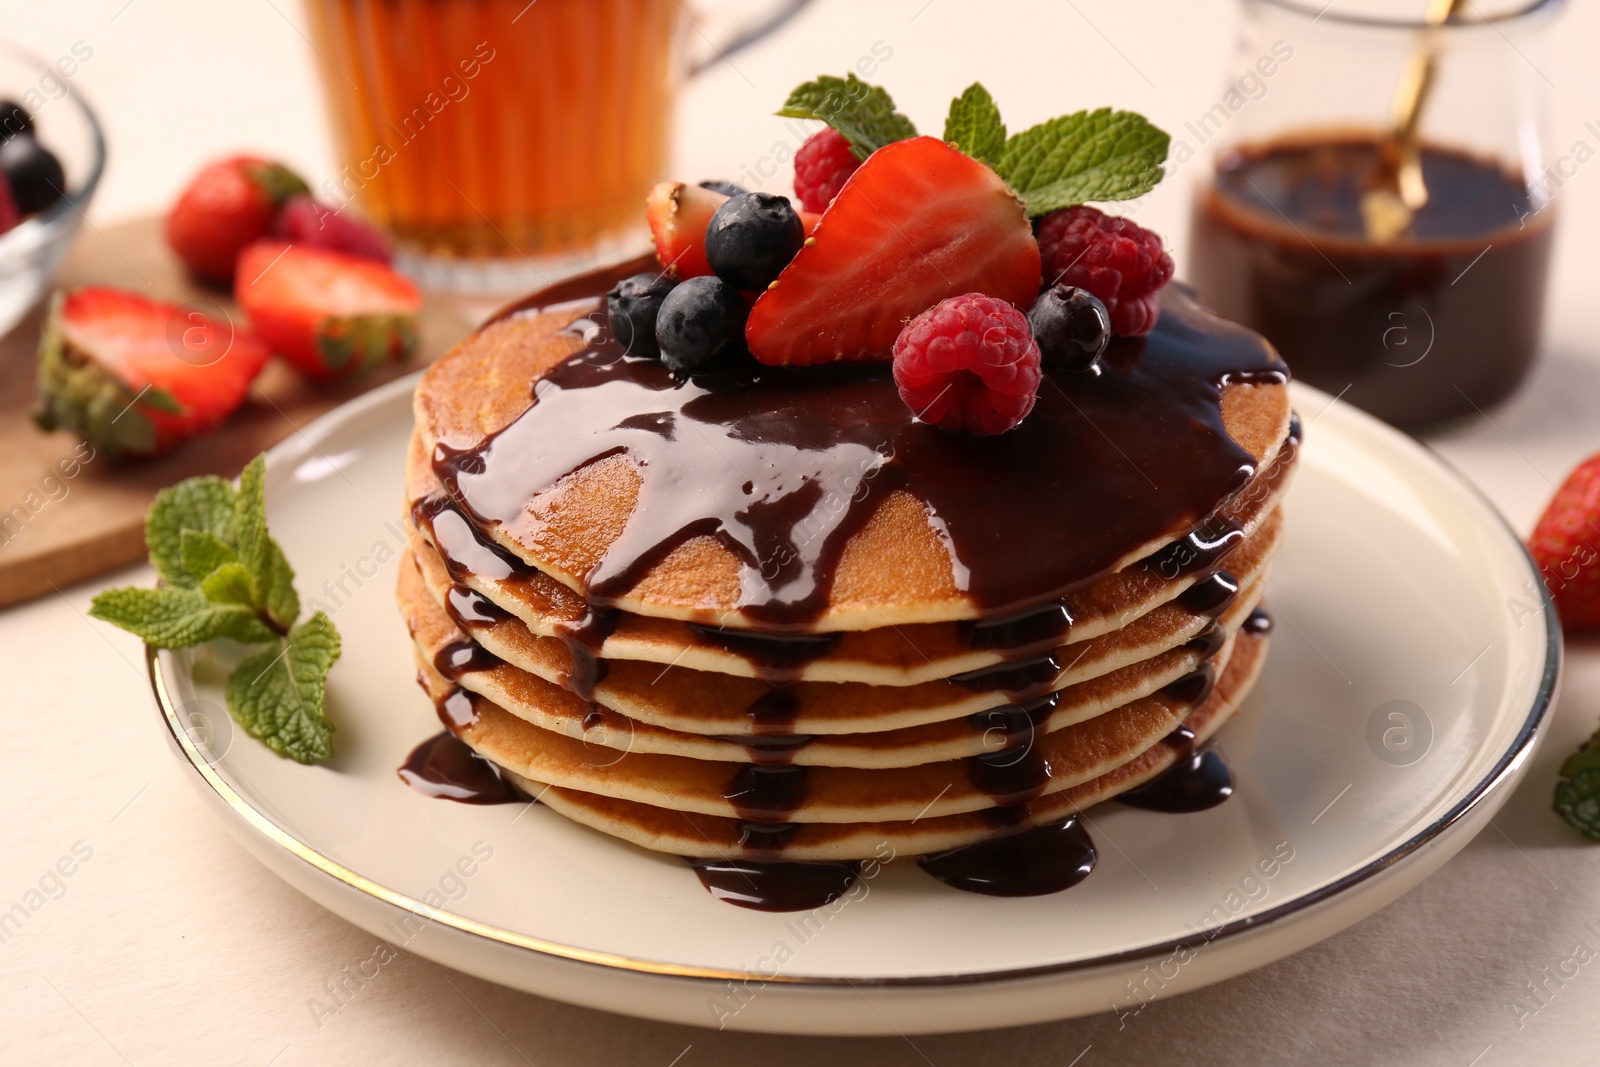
left=4, top=1, right=1600, bottom=1064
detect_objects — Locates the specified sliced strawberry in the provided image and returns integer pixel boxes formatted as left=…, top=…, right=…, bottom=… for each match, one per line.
left=166, top=155, right=309, bottom=283
left=33, top=287, right=271, bottom=457
left=746, top=137, right=1040, bottom=366
left=235, top=239, right=421, bottom=380
left=646, top=180, right=820, bottom=284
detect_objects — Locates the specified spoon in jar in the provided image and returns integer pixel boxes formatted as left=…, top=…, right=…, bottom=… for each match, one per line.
left=1361, top=0, right=1466, bottom=243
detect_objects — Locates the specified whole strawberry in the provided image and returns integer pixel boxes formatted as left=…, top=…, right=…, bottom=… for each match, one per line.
left=34, top=287, right=271, bottom=457
left=166, top=155, right=309, bottom=283
left=1529, top=453, right=1600, bottom=630
left=1036, top=205, right=1173, bottom=336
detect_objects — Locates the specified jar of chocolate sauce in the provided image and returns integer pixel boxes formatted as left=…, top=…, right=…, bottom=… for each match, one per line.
left=1185, top=0, right=1564, bottom=428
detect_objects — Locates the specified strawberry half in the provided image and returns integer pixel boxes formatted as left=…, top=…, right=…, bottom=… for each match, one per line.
left=1530, top=453, right=1600, bottom=630
left=33, top=287, right=271, bottom=457
left=646, top=180, right=821, bottom=284
left=166, top=155, right=309, bottom=284
left=746, top=136, right=1040, bottom=366
left=235, top=240, right=421, bottom=380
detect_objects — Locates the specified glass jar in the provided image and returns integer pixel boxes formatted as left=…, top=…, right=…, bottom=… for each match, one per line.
left=1185, top=0, right=1564, bottom=428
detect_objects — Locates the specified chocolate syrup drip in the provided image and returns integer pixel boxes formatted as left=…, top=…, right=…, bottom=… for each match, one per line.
left=435, top=285, right=1285, bottom=630
left=712, top=733, right=817, bottom=766
left=746, top=688, right=802, bottom=732
left=725, top=765, right=809, bottom=822
left=968, top=694, right=1060, bottom=749
left=435, top=686, right=481, bottom=733
left=950, top=653, right=1060, bottom=698
left=433, top=638, right=504, bottom=681
left=1119, top=748, right=1234, bottom=812
left=445, top=583, right=512, bottom=629
left=687, top=623, right=840, bottom=685
left=918, top=817, right=1098, bottom=896
left=555, top=606, right=619, bottom=702
left=959, top=601, right=1073, bottom=658
left=1242, top=606, right=1273, bottom=635
left=981, top=803, right=1032, bottom=830
left=736, top=820, right=803, bottom=854
left=1177, top=570, right=1241, bottom=618
left=399, top=733, right=531, bottom=805
left=1145, top=516, right=1247, bottom=580
left=1184, top=622, right=1227, bottom=660
left=1164, top=722, right=1199, bottom=757
left=1162, top=663, right=1218, bottom=707
left=581, top=707, right=604, bottom=731
left=686, top=858, right=861, bottom=912
left=968, top=746, right=1051, bottom=807
left=411, top=495, right=521, bottom=582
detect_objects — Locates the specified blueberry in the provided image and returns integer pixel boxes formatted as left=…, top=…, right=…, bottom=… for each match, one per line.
left=605, top=272, right=676, bottom=358
left=1028, top=285, right=1111, bottom=372
left=0, top=100, right=31, bottom=140
left=698, top=180, right=747, bottom=198
left=655, top=276, right=748, bottom=376
left=704, top=192, right=805, bottom=292
left=0, top=135, right=65, bottom=215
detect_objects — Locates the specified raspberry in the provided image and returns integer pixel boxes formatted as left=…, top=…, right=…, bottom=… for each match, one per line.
left=1036, top=205, right=1174, bottom=336
left=892, top=293, right=1041, bottom=435
left=793, top=128, right=860, bottom=213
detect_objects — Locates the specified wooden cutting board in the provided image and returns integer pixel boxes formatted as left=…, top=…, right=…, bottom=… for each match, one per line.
left=0, top=216, right=478, bottom=608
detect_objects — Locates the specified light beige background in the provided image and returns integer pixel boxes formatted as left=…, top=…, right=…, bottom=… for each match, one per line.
left=3, top=0, right=1600, bottom=1064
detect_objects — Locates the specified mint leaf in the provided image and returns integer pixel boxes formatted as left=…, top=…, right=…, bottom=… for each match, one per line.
left=777, top=74, right=917, bottom=160
left=943, top=83, right=1005, bottom=165
left=146, top=476, right=237, bottom=588
left=994, top=108, right=1170, bottom=216
left=1556, top=735, right=1600, bottom=840
left=180, top=529, right=239, bottom=583
left=200, top=562, right=258, bottom=607
left=89, top=586, right=276, bottom=648
left=232, top=455, right=299, bottom=628
left=225, top=613, right=340, bottom=764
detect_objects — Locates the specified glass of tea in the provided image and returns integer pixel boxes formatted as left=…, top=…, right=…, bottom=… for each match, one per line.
left=302, top=0, right=810, bottom=296
left=1186, top=0, right=1564, bottom=428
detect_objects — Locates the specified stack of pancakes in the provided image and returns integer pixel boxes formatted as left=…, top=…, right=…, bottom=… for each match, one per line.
left=396, top=268, right=1296, bottom=864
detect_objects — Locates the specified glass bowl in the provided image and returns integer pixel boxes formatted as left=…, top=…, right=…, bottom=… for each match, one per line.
left=0, top=42, right=106, bottom=339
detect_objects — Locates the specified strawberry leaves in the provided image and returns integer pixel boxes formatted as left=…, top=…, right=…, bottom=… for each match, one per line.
left=90, top=454, right=340, bottom=764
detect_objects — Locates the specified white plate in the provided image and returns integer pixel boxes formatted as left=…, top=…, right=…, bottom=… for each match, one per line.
left=148, top=374, right=1559, bottom=1036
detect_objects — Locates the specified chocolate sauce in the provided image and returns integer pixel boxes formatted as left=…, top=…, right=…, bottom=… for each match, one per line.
left=412, top=496, right=521, bottom=582
left=969, top=694, right=1059, bottom=749
left=746, top=688, right=802, bottom=732
left=445, top=583, right=511, bottom=628
left=950, top=653, right=1060, bottom=698
left=959, top=601, right=1074, bottom=658
left=399, top=732, right=531, bottom=805
left=435, top=686, right=481, bottom=733
left=967, top=745, right=1051, bottom=807
left=736, top=820, right=803, bottom=853
left=1118, top=749, right=1234, bottom=813
left=686, top=857, right=861, bottom=912
left=435, top=286, right=1284, bottom=630
left=1145, top=516, right=1246, bottom=580
left=433, top=638, right=504, bottom=681
left=1190, top=136, right=1553, bottom=427
left=1242, top=606, right=1273, bottom=635
left=724, top=765, right=809, bottom=823
left=918, top=817, right=1098, bottom=896
left=554, top=606, right=619, bottom=702
left=1177, top=570, right=1240, bottom=618
left=687, top=623, right=840, bottom=686
left=1161, top=663, right=1218, bottom=707
left=711, top=733, right=816, bottom=766
left=1184, top=622, right=1227, bottom=660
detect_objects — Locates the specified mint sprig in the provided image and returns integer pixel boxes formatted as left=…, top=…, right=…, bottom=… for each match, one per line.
left=1555, top=731, right=1600, bottom=840
left=91, top=454, right=340, bottom=764
left=993, top=107, right=1171, bottom=216
left=783, top=75, right=1171, bottom=216
left=942, top=83, right=1006, bottom=166
left=777, top=74, right=918, bottom=160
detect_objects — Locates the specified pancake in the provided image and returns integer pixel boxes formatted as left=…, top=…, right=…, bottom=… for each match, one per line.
left=402, top=533, right=1272, bottom=742
left=402, top=540, right=1265, bottom=768
left=414, top=629, right=1268, bottom=861
left=405, top=428, right=1296, bottom=684
left=411, top=279, right=1292, bottom=630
